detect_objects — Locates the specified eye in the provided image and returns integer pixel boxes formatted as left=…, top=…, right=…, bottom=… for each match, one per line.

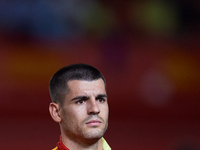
left=97, top=98, right=106, bottom=103
left=76, top=99, right=86, bottom=105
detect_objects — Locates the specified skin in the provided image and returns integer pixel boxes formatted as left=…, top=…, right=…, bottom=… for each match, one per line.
left=49, top=79, right=109, bottom=150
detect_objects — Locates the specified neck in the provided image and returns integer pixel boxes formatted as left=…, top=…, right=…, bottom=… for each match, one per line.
left=61, top=134, right=103, bottom=150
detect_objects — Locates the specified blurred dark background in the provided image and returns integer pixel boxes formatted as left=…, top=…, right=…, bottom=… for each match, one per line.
left=0, top=0, right=200, bottom=149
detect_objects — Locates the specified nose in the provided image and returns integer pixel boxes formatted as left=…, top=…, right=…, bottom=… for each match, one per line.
left=87, top=98, right=100, bottom=115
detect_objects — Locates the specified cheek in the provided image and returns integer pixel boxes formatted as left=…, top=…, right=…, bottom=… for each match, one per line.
left=62, top=111, right=79, bottom=130
left=101, top=105, right=109, bottom=117
left=65, top=108, right=86, bottom=124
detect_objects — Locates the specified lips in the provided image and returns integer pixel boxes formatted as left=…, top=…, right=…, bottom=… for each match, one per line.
left=86, top=119, right=102, bottom=126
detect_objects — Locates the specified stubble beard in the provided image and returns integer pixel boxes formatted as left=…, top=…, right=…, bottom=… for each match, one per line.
left=61, top=110, right=109, bottom=144
left=81, top=119, right=108, bottom=140
left=63, top=118, right=108, bottom=146
left=71, top=119, right=108, bottom=146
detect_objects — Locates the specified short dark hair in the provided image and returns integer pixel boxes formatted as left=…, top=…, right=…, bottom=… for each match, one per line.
left=49, top=63, right=106, bottom=105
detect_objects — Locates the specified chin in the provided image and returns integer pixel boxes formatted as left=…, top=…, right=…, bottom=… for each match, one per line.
left=82, top=123, right=108, bottom=140
left=83, top=129, right=104, bottom=140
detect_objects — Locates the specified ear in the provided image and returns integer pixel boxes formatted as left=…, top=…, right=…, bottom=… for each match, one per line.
left=49, top=102, right=61, bottom=122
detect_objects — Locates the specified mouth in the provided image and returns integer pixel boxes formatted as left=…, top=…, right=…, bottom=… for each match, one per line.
left=86, top=119, right=102, bottom=126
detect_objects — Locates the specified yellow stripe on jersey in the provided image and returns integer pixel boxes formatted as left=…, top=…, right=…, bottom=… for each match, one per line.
left=102, top=138, right=111, bottom=150
left=52, top=146, right=59, bottom=150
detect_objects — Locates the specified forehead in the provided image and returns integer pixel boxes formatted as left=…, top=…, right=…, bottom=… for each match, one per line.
left=67, top=79, right=106, bottom=93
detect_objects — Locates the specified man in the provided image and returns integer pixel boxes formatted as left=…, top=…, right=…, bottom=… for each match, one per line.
left=49, top=63, right=111, bottom=150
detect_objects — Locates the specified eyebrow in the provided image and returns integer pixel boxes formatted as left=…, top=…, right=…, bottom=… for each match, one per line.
left=71, top=94, right=107, bottom=101
left=71, top=96, right=89, bottom=101
left=96, top=94, right=107, bottom=99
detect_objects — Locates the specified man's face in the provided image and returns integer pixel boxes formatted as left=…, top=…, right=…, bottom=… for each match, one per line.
left=60, top=79, right=109, bottom=141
